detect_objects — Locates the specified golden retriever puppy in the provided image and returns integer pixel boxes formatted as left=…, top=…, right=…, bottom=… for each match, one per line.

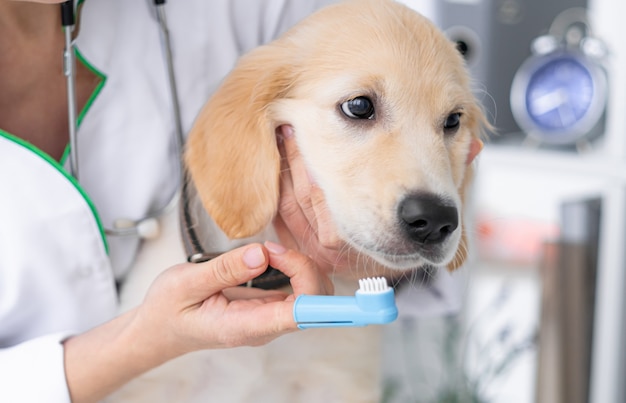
left=186, top=0, right=485, bottom=276
left=110, top=1, right=486, bottom=402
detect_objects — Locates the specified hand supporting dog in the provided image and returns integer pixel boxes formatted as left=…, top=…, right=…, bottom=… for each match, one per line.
left=274, top=125, right=353, bottom=275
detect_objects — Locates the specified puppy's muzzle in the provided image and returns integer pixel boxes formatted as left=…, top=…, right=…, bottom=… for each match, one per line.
left=399, top=193, right=458, bottom=245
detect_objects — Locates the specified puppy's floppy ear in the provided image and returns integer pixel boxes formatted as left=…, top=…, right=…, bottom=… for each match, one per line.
left=185, top=43, right=294, bottom=239
left=447, top=163, right=473, bottom=271
left=447, top=105, right=488, bottom=271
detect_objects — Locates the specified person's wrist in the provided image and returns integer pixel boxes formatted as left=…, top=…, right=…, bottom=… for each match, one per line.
left=62, top=308, right=175, bottom=403
left=123, top=306, right=186, bottom=368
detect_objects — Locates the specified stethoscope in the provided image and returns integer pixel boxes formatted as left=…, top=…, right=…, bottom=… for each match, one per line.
left=60, top=0, right=184, bottom=241
left=61, top=1, right=291, bottom=288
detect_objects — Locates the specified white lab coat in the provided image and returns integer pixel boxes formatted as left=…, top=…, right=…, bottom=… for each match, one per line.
left=0, top=1, right=337, bottom=401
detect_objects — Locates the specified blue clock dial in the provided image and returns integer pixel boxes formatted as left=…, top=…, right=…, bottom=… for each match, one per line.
left=525, top=57, right=593, bottom=131
left=511, top=51, right=606, bottom=145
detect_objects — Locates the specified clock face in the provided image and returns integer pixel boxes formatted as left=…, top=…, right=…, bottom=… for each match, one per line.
left=526, top=57, right=593, bottom=130
left=511, top=52, right=606, bottom=144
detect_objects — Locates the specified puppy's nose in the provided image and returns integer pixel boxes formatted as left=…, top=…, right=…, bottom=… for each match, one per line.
left=399, top=194, right=458, bottom=244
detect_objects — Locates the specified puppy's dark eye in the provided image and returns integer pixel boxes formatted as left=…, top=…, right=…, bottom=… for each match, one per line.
left=443, top=112, right=461, bottom=134
left=341, top=96, right=375, bottom=120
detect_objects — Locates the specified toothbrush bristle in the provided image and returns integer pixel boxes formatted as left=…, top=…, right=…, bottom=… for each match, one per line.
left=358, top=277, right=389, bottom=293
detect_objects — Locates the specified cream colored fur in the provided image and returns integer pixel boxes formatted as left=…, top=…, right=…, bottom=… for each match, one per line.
left=185, top=0, right=485, bottom=273
left=108, top=0, right=486, bottom=401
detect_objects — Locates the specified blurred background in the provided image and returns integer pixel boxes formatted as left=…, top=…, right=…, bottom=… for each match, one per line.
left=381, top=0, right=626, bottom=402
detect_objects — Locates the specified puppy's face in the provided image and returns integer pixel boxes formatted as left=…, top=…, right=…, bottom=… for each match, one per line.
left=186, top=0, right=486, bottom=273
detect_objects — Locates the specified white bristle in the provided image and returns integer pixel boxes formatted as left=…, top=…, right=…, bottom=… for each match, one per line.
left=358, top=277, right=389, bottom=293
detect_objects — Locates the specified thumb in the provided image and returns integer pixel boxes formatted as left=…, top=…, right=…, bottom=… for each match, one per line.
left=182, top=244, right=269, bottom=302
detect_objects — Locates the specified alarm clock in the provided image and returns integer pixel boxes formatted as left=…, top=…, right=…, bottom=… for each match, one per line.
left=510, top=8, right=607, bottom=146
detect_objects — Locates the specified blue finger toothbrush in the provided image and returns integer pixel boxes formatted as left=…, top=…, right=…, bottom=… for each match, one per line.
left=293, top=277, right=398, bottom=329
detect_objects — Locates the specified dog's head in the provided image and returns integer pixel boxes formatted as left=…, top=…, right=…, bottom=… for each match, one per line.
left=185, top=0, right=487, bottom=273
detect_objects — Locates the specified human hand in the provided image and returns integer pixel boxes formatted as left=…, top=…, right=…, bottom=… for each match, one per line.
left=134, top=242, right=333, bottom=357
left=274, top=125, right=354, bottom=274
left=63, top=242, right=331, bottom=403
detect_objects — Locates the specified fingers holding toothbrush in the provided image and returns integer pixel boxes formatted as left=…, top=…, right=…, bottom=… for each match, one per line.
left=137, top=242, right=332, bottom=351
left=63, top=243, right=332, bottom=402
left=264, top=241, right=335, bottom=298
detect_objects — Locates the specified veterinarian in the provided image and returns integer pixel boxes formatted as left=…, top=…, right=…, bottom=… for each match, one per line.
left=0, top=0, right=339, bottom=402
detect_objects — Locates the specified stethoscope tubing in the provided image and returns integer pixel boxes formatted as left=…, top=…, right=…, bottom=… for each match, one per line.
left=61, top=0, right=185, bottom=239
left=59, top=0, right=291, bottom=288
left=61, top=1, right=79, bottom=179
